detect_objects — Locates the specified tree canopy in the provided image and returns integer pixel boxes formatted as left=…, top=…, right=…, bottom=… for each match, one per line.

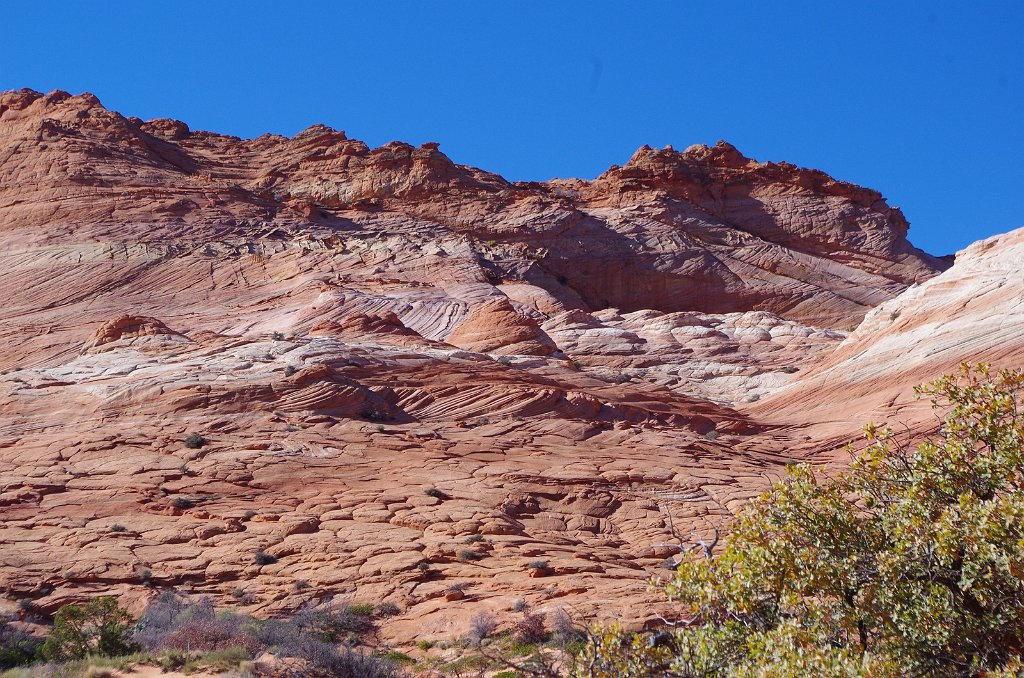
left=574, top=365, right=1024, bottom=676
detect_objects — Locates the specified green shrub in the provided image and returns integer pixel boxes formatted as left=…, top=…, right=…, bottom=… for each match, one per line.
left=0, top=617, right=40, bottom=669
left=345, top=603, right=375, bottom=617
left=375, top=601, right=400, bottom=618
left=40, top=597, right=136, bottom=661
left=252, top=550, right=277, bottom=566
left=183, top=433, right=206, bottom=449
left=457, top=549, right=482, bottom=563
left=574, top=365, right=1024, bottom=676
left=169, top=496, right=193, bottom=509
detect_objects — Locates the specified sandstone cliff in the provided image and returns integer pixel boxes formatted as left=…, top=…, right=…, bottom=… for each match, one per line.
left=0, top=89, right=984, bottom=644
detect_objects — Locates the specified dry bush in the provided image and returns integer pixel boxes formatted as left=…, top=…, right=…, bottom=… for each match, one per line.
left=512, top=611, right=547, bottom=645
left=468, top=611, right=498, bottom=641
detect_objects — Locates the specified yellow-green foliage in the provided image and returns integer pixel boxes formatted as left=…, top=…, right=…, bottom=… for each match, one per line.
left=40, top=597, right=136, bottom=662
left=574, top=365, right=1024, bottom=676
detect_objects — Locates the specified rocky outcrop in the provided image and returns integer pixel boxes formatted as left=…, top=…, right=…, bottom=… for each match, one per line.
left=0, top=89, right=979, bottom=646
left=0, top=89, right=945, bottom=329
left=445, top=298, right=558, bottom=356
left=83, top=315, right=188, bottom=353
left=752, top=228, right=1024, bottom=449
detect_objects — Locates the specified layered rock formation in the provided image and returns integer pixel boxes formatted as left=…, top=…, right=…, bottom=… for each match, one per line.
left=753, top=227, right=1024, bottom=453
left=0, top=88, right=990, bottom=645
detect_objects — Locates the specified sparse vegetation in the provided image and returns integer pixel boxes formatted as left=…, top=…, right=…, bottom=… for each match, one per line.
left=362, top=407, right=389, bottom=422
left=468, top=610, right=498, bottom=642
left=252, top=549, right=277, bottom=566
left=183, top=433, right=206, bottom=449
left=271, top=331, right=285, bottom=341
left=107, top=524, right=126, bottom=533
left=511, top=611, right=547, bottom=645
left=375, top=601, right=400, bottom=618
left=284, top=364, right=298, bottom=377
left=780, top=364, right=799, bottom=373
left=458, top=549, right=483, bottom=563
left=527, top=559, right=549, bottom=570
left=424, top=487, right=447, bottom=500
left=463, top=534, right=484, bottom=544
left=0, top=617, right=41, bottom=669
left=168, top=496, right=193, bottom=509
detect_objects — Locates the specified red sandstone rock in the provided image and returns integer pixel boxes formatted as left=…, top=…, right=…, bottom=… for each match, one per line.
left=0, top=89, right=996, bottom=649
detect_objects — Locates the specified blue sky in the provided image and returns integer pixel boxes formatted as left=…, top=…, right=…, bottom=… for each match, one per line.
left=2, top=1, right=1020, bottom=255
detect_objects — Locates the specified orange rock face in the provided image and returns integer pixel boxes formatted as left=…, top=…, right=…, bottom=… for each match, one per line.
left=1, top=88, right=997, bottom=645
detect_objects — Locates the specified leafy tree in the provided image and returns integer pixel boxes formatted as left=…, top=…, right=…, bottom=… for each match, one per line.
left=573, top=365, right=1024, bottom=676
left=40, top=596, right=137, bottom=661
left=0, top=617, right=40, bottom=669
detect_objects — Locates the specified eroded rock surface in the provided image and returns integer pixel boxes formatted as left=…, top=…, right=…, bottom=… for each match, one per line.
left=0, top=89, right=967, bottom=643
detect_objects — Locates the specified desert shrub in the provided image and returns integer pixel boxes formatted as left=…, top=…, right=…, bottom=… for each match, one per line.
left=246, top=617, right=302, bottom=655
left=183, top=433, right=206, bottom=449
left=297, top=638, right=403, bottom=677
left=345, top=603, right=375, bottom=617
left=458, top=549, right=482, bottom=563
left=703, top=429, right=718, bottom=441
left=294, top=603, right=374, bottom=641
left=253, top=549, right=278, bottom=565
left=424, top=487, right=447, bottom=500
left=375, top=601, right=400, bottom=618
left=169, top=496, right=193, bottom=509
left=549, top=607, right=585, bottom=648
left=512, top=611, right=547, bottom=645
left=463, top=534, right=484, bottom=544
left=157, top=612, right=260, bottom=655
left=573, top=365, right=1024, bottom=676
left=134, top=591, right=215, bottom=651
left=781, top=365, right=799, bottom=374
left=272, top=331, right=285, bottom=341
left=184, top=645, right=253, bottom=672
left=107, top=524, right=126, bottom=533
left=284, top=365, right=298, bottom=377
left=468, top=611, right=498, bottom=642
left=40, top=596, right=137, bottom=661
left=527, top=560, right=549, bottom=570
left=0, top=617, right=41, bottom=669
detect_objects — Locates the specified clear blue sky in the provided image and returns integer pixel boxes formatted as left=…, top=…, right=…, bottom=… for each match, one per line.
left=3, top=1, right=1021, bottom=255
